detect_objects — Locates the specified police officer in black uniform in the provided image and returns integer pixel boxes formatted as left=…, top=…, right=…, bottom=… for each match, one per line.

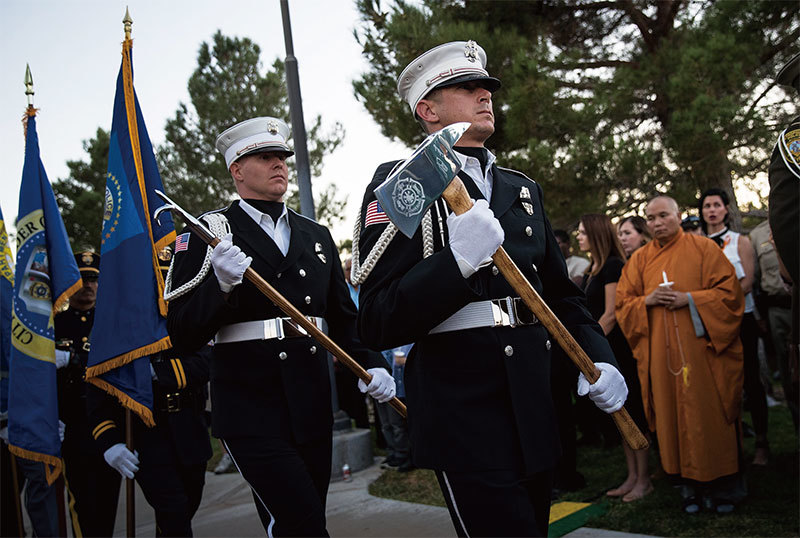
left=166, top=117, right=393, bottom=537
left=355, top=41, right=628, bottom=537
left=86, top=247, right=212, bottom=537
left=55, top=251, right=122, bottom=537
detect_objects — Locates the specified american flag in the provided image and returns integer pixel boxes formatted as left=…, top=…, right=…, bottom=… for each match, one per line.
left=365, top=200, right=391, bottom=227
left=174, top=233, right=190, bottom=252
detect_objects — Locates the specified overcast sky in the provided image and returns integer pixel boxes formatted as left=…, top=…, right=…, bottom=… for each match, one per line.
left=0, top=0, right=409, bottom=246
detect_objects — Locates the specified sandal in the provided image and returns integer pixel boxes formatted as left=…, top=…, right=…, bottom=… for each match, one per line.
left=682, top=495, right=701, bottom=514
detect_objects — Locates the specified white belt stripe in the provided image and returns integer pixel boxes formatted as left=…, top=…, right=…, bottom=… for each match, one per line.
left=222, top=439, right=276, bottom=538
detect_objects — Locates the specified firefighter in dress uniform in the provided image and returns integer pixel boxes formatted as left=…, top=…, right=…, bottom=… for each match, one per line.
left=354, top=41, right=628, bottom=537
left=55, top=251, right=122, bottom=537
left=165, top=117, right=393, bottom=537
left=86, top=247, right=213, bottom=537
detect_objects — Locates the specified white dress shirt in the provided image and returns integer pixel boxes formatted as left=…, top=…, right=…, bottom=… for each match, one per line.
left=454, top=148, right=497, bottom=202
left=238, top=199, right=291, bottom=256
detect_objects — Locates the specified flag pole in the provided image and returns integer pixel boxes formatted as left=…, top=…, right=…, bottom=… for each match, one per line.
left=122, top=12, right=137, bottom=537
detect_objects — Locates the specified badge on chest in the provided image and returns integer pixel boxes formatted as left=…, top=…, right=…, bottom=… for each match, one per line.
left=519, top=186, right=534, bottom=215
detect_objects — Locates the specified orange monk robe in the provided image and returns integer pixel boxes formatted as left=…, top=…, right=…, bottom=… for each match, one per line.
left=616, top=230, right=744, bottom=482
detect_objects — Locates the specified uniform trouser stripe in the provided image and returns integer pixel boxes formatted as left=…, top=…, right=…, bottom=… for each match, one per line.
left=61, top=460, right=83, bottom=538
left=441, top=471, right=470, bottom=538
left=221, top=438, right=276, bottom=538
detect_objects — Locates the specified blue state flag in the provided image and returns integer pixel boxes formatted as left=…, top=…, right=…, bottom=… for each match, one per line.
left=1, top=205, right=14, bottom=415
left=8, top=113, right=82, bottom=484
left=85, top=37, right=175, bottom=427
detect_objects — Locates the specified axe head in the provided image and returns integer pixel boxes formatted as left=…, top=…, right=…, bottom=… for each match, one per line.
left=374, top=122, right=470, bottom=238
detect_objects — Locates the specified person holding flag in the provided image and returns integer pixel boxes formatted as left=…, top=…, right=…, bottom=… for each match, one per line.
left=54, top=251, right=122, bottom=537
left=8, top=101, right=81, bottom=534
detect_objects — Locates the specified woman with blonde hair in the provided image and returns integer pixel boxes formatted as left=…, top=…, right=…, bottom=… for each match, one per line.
left=617, top=215, right=651, bottom=258
left=577, top=214, right=652, bottom=502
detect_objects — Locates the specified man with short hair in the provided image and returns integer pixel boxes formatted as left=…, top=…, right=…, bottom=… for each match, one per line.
left=167, top=117, right=391, bottom=536
left=355, top=41, right=627, bottom=536
left=616, top=195, right=745, bottom=513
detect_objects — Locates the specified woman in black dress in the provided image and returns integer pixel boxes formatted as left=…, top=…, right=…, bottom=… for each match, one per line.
left=577, top=214, right=652, bottom=502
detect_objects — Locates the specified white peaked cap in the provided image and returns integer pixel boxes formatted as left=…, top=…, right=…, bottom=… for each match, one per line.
left=215, top=117, right=294, bottom=168
left=397, top=40, right=501, bottom=115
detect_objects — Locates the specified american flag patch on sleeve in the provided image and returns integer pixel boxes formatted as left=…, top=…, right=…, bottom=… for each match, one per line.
left=365, top=200, right=391, bottom=227
left=174, top=233, right=190, bottom=252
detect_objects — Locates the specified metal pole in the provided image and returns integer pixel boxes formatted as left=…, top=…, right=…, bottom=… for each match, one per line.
left=280, top=0, right=316, bottom=220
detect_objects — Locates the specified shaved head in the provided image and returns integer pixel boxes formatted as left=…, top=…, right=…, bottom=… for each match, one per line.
left=647, top=195, right=680, bottom=215
left=645, top=196, right=682, bottom=243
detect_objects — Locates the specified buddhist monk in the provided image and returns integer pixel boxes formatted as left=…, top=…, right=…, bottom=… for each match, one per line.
left=616, top=195, right=745, bottom=514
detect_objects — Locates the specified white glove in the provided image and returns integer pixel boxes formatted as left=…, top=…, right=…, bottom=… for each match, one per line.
left=210, top=233, right=252, bottom=293
left=358, top=368, right=396, bottom=403
left=104, top=443, right=140, bottom=479
left=447, top=199, right=504, bottom=278
left=577, top=362, right=628, bottom=414
left=55, top=350, right=70, bottom=369
left=58, top=420, right=65, bottom=442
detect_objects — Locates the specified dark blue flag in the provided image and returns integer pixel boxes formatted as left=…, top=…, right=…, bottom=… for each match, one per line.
left=8, top=113, right=82, bottom=484
left=85, top=38, right=175, bottom=426
left=0, top=205, right=14, bottom=415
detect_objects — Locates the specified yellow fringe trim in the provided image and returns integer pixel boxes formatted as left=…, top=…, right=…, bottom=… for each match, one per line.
left=121, top=39, right=173, bottom=318
left=84, top=336, right=171, bottom=379
left=9, top=445, right=62, bottom=485
left=53, top=279, right=82, bottom=316
left=86, top=376, right=155, bottom=428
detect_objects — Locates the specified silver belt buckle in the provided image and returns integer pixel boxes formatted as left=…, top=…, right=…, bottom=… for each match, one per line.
left=490, top=297, right=515, bottom=327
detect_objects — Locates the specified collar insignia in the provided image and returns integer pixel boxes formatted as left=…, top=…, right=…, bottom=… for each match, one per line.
left=519, top=186, right=534, bottom=215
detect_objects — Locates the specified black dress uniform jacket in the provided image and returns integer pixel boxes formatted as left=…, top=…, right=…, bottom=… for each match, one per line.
left=167, top=201, right=384, bottom=443
left=358, top=161, right=618, bottom=476
left=55, top=306, right=122, bottom=537
left=768, top=115, right=800, bottom=285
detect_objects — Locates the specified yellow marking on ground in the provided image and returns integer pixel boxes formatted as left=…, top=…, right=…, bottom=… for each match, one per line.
left=549, top=501, right=591, bottom=523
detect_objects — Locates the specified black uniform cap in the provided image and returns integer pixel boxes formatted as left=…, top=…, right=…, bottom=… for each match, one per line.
left=74, top=251, right=100, bottom=274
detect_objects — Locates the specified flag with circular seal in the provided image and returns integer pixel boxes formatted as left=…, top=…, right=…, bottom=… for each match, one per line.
left=8, top=113, right=82, bottom=484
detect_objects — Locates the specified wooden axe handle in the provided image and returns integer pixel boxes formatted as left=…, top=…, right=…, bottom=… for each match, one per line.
left=442, top=177, right=648, bottom=450
left=202, top=237, right=407, bottom=418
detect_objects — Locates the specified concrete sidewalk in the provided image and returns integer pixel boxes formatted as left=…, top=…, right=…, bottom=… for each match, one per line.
left=111, top=459, right=656, bottom=537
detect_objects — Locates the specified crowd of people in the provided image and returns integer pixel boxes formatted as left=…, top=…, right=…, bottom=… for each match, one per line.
left=1, top=39, right=796, bottom=538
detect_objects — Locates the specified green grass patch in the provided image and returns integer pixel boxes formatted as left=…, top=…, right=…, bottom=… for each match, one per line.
left=368, top=405, right=799, bottom=537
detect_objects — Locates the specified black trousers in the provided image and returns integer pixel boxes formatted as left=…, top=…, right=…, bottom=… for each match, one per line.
left=136, top=458, right=206, bottom=537
left=62, top=432, right=121, bottom=537
left=435, top=468, right=553, bottom=537
left=222, top=435, right=331, bottom=537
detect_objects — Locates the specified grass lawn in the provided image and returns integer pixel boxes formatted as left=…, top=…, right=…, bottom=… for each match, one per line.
left=369, top=405, right=799, bottom=537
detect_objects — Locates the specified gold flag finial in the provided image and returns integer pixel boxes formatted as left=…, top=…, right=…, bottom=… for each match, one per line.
left=24, top=63, right=34, bottom=107
left=123, top=6, right=133, bottom=40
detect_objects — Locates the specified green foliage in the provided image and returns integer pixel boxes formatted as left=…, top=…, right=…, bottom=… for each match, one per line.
left=52, top=128, right=109, bottom=252
left=353, top=0, right=799, bottom=229
left=159, top=31, right=346, bottom=226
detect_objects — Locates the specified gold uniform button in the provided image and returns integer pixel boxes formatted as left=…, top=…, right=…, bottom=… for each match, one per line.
left=80, top=316, right=87, bottom=322
left=81, top=336, right=88, bottom=343
left=504, top=345, right=514, bottom=357
left=279, top=352, right=288, bottom=360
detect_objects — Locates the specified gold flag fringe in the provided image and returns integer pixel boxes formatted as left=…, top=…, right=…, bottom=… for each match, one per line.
left=53, top=279, right=82, bottom=316
left=87, top=376, right=155, bottom=428
left=121, top=37, right=173, bottom=317
left=84, top=336, right=171, bottom=380
left=9, top=445, right=62, bottom=485
left=21, top=106, right=39, bottom=138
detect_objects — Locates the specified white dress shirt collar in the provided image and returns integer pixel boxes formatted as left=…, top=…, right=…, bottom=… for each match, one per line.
left=238, top=199, right=291, bottom=256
